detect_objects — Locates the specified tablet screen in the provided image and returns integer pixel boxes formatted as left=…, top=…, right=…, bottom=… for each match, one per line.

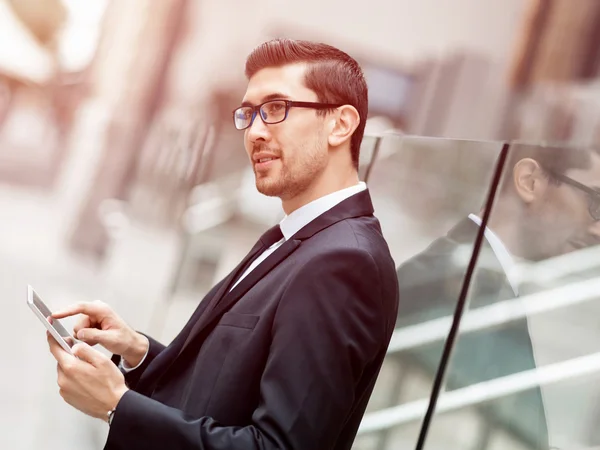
left=31, top=289, right=73, bottom=344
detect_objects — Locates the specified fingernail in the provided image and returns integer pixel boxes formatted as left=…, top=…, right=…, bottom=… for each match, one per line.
left=78, top=330, right=85, bottom=340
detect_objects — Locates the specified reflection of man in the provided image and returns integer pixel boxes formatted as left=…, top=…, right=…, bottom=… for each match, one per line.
left=395, top=143, right=600, bottom=449
left=45, top=39, right=399, bottom=449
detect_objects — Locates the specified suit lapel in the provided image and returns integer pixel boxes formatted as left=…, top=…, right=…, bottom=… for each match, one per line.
left=177, top=238, right=301, bottom=356
left=136, top=240, right=266, bottom=393
left=446, top=218, right=514, bottom=305
left=210, top=239, right=301, bottom=320
left=166, top=189, right=376, bottom=367
left=203, top=239, right=266, bottom=313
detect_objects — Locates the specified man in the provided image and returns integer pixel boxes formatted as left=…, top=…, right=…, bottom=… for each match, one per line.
left=393, top=143, right=600, bottom=449
left=46, top=39, right=399, bottom=450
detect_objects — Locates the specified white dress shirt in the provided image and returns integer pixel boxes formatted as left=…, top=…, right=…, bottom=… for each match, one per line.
left=468, top=213, right=551, bottom=439
left=230, top=181, right=367, bottom=291
left=468, top=213, right=519, bottom=295
left=121, top=181, right=367, bottom=372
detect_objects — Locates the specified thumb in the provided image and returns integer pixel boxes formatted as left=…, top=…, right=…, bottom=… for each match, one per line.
left=77, top=328, right=118, bottom=347
left=72, top=342, right=104, bottom=367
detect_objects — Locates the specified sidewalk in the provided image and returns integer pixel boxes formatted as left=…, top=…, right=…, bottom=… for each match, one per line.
left=0, top=185, right=109, bottom=449
left=0, top=178, right=203, bottom=449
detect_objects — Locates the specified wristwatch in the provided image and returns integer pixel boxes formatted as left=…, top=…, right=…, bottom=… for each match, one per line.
left=107, top=408, right=116, bottom=426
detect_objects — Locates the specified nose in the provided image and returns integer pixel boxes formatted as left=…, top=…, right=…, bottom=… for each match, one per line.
left=245, top=112, right=271, bottom=144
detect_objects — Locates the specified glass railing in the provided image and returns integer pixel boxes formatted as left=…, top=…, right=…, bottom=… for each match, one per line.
left=355, top=137, right=600, bottom=450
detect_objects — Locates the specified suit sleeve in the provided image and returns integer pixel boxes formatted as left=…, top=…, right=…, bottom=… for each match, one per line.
left=105, top=248, right=389, bottom=450
left=110, top=334, right=166, bottom=391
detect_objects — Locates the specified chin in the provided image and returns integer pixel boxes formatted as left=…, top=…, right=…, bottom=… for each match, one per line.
left=256, top=179, right=284, bottom=198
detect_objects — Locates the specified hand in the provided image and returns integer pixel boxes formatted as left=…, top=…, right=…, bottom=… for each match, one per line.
left=47, top=331, right=129, bottom=420
left=52, top=300, right=149, bottom=367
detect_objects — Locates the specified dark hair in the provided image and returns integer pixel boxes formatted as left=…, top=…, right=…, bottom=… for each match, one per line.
left=502, top=142, right=600, bottom=191
left=245, top=39, right=368, bottom=169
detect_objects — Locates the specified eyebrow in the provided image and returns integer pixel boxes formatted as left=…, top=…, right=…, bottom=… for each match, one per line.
left=241, top=92, right=291, bottom=107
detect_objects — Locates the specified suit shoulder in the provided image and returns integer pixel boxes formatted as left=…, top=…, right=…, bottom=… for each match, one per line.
left=397, top=234, right=470, bottom=281
left=316, top=215, right=392, bottom=255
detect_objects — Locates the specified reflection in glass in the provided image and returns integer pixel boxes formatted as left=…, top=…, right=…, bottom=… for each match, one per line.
left=420, top=142, right=600, bottom=450
left=358, top=136, right=505, bottom=450
left=357, top=140, right=600, bottom=450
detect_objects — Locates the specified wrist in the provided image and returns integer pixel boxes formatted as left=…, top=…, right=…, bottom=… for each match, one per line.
left=106, top=386, right=128, bottom=425
left=123, top=333, right=148, bottom=367
left=106, top=407, right=116, bottom=425
left=104, top=384, right=129, bottom=425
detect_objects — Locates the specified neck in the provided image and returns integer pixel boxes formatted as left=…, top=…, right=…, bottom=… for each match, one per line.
left=480, top=201, right=524, bottom=258
left=281, top=167, right=359, bottom=215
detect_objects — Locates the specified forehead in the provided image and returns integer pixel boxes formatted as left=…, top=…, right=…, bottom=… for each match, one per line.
left=567, top=152, right=600, bottom=189
left=242, top=63, right=318, bottom=104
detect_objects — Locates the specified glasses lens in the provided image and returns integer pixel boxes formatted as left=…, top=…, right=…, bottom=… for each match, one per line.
left=260, top=100, right=287, bottom=124
left=234, top=107, right=253, bottom=130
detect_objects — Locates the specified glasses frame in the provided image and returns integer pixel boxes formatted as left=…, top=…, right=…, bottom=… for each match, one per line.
left=547, top=169, right=600, bottom=221
left=232, top=99, right=343, bottom=130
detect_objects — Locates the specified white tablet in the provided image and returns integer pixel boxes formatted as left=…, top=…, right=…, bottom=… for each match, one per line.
left=27, top=285, right=74, bottom=355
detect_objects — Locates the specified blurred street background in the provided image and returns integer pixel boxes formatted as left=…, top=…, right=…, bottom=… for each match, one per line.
left=2, top=0, right=600, bottom=449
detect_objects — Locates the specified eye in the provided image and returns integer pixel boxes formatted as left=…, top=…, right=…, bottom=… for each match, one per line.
left=264, top=103, right=285, bottom=114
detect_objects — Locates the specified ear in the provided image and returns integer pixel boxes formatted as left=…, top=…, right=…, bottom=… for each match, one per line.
left=327, top=105, right=360, bottom=148
left=512, top=158, right=548, bottom=203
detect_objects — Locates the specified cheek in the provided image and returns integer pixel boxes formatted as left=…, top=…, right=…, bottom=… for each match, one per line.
left=547, top=189, right=581, bottom=217
left=563, top=193, right=591, bottom=223
left=550, top=193, right=590, bottom=237
left=288, top=115, right=326, bottom=145
left=243, top=133, right=252, bottom=155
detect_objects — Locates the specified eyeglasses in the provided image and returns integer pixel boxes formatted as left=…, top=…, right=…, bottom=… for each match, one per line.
left=549, top=171, right=600, bottom=221
left=232, top=99, right=342, bottom=130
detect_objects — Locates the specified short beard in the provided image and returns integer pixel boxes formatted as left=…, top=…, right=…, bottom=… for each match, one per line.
left=255, top=143, right=327, bottom=200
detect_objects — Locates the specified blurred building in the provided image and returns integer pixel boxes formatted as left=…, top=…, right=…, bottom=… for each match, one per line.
left=2, top=1, right=600, bottom=449
left=57, top=0, right=526, bottom=259
left=3, top=0, right=595, bottom=322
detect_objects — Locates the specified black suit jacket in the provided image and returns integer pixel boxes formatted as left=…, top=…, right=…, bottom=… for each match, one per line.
left=395, top=218, right=548, bottom=449
left=105, top=189, right=399, bottom=450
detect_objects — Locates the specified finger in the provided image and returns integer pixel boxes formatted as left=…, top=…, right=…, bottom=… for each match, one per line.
left=52, top=301, right=106, bottom=320
left=75, top=327, right=113, bottom=346
left=56, top=366, right=73, bottom=405
left=47, top=332, right=76, bottom=367
left=73, top=316, right=92, bottom=335
left=57, top=363, right=65, bottom=386
left=72, top=342, right=106, bottom=368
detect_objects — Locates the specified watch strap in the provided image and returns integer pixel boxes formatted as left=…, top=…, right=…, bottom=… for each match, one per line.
left=107, top=408, right=116, bottom=426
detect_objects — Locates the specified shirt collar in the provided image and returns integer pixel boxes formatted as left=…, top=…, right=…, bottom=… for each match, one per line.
left=279, top=182, right=367, bottom=240
left=468, top=213, right=519, bottom=295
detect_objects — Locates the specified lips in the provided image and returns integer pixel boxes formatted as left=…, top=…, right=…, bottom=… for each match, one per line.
left=254, top=158, right=279, bottom=172
left=252, top=151, right=280, bottom=162
left=252, top=151, right=280, bottom=171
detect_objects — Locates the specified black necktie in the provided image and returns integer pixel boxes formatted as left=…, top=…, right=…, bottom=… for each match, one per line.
left=177, top=223, right=286, bottom=356
left=224, top=224, right=284, bottom=296
left=259, top=224, right=284, bottom=248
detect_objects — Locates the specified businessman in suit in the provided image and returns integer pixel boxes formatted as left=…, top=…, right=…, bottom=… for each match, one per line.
left=46, top=38, right=399, bottom=450
left=394, top=143, right=600, bottom=449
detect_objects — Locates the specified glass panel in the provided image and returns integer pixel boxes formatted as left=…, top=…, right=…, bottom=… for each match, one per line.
left=421, top=142, right=600, bottom=450
left=355, top=135, right=506, bottom=449
left=358, top=134, right=380, bottom=181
